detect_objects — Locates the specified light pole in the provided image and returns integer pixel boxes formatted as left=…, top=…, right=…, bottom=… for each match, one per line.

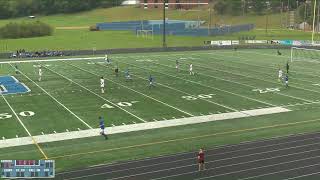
left=163, top=0, right=167, bottom=48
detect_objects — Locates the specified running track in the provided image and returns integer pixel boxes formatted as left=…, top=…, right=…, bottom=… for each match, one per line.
left=55, top=132, right=320, bottom=180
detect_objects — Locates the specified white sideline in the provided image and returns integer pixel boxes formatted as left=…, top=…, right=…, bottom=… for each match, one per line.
left=0, top=107, right=290, bottom=149
left=0, top=57, right=104, bottom=64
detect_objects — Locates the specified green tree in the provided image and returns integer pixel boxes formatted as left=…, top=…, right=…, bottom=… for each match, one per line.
left=214, top=0, right=228, bottom=15
left=251, top=0, right=266, bottom=15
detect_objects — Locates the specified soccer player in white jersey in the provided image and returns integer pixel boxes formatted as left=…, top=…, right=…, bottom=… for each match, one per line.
left=189, top=63, right=194, bottom=75
left=278, top=69, right=283, bottom=82
left=176, top=60, right=179, bottom=72
left=105, top=54, right=108, bottom=61
left=38, top=66, right=42, bottom=81
left=100, top=77, right=105, bottom=93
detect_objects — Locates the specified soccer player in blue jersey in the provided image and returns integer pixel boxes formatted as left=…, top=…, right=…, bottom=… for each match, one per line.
left=149, top=75, right=155, bottom=89
left=99, top=116, right=108, bottom=139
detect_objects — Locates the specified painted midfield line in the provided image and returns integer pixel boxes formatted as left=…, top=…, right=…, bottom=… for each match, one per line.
left=42, top=64, right=146, bottom=123
left=66, top=62, right=194, bottom=117
left=9, top=63, right=93, bottom=129
left=98, top=63, right=241, bottom=114
left=119, top=58, right=274, bottom=107
left=0, top=93, right=48, bottom=159
left=164, top=59, right=314, bottom=103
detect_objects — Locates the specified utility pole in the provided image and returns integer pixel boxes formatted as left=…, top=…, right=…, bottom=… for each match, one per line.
left=208, top=8, right=212, bottom=36
left=163, top=0, right=167, bottom=48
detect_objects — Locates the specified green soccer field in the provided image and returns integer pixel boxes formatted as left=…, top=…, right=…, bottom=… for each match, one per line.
left=2, top=49, right=320, bottom=171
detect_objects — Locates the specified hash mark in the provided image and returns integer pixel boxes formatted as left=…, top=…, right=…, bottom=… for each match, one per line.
left=16, top=135, right=19, bottom=138
left=77, top=128, right=81, bottom=131
left=2, top=137, right=5, bottom=140
left=162, top=118, right=167, bottom=120
left=53, top=131, right=57, bottom=134
left=122, top=123, right=126, bottom=125
left=66, top=129, right=69, bottom=132
left=172, top=117, right=176, bottom=119
left=132, top=121, right=137, bottom=124
left=153, top=119, right=158, bottom=121
left=41, top=132, right=45, bottom=135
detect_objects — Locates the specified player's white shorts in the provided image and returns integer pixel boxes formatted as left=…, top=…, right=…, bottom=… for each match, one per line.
left=101, top=84, right=105, bottom=88
left=190, top=68, right=193, bottom=71
left=278, top=75, right=282, bottom=79
left=285, top=81, right=288, bottom=84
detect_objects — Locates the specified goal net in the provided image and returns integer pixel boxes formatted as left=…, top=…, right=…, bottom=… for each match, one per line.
left=291, top=47, right=320, bottom=63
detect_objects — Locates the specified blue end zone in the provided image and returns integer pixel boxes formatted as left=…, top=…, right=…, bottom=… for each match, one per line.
left=0, top=76, right=30, bottom=95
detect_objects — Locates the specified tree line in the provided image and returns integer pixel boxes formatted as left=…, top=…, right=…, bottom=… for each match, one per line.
left=213, top=0, right=306, bottom=16
left=0, top=21, right=53, bottom=39
left=0, top=0, right=123, bottom=19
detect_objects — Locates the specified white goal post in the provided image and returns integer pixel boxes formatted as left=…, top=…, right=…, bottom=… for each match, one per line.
left=291, top=47, right=320, bottom=63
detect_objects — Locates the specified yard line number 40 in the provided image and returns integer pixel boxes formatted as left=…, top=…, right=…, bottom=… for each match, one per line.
left=0, top=111, right=35, bottom=119
left=101, top=101, right=139, bottom=109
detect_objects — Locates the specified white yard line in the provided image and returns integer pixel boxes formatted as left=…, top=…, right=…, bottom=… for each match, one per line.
left=42, top=64, right=146, bottom=123
left=66, top=62, right=194, bottom=117
left=0, top=57, right=103, bottom=64
left=98, top=63, right=241, bottom=114
left=9, top=63, right=93, bottom=129
left=235, top=51, right=320, bottom=77
left=0, top=107, right=290, bottom=148
left=164, top=60, right=315, bottom=103
left=120, top=58, right=274, bottom=107
left=209, top=53, right=316, bottom=85
left=0, top=93, right=48, bottom=158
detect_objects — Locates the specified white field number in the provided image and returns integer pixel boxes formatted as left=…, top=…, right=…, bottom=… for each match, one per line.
left=253, top=88, right=280, bottom=94
left=101, top=101, right=139, bottom=109
left=0, top=111, right=35, bottom=119
left=182, top=94, right=215, bottom=101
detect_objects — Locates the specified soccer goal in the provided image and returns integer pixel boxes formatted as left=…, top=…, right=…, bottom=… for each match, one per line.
left=291, top=47, right=320, bottom=63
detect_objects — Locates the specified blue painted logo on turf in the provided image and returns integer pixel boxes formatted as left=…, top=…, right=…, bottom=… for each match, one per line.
left=0, top=76, right=30, bottom=95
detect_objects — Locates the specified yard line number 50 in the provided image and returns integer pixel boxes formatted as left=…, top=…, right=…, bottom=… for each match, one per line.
left=0, top=111, right=35, bottom=119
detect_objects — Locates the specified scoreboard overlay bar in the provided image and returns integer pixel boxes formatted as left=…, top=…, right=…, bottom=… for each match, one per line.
left=1, top=160, right=55, bottom=178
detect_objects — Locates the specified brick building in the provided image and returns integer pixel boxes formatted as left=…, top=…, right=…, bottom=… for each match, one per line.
left=141, top=0, right=209, bottom=10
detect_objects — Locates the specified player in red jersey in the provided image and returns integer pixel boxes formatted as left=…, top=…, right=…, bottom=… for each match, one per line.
left=197, top=148, right=205, bottom=171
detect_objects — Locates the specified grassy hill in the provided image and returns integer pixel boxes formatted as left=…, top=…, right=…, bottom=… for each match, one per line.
left=0, top=6, right=286, bottom=28
left=0, top=6, right=316, bottom=52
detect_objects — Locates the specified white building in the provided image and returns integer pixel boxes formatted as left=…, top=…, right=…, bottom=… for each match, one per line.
left=122, top=0, right=140, bottom=5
